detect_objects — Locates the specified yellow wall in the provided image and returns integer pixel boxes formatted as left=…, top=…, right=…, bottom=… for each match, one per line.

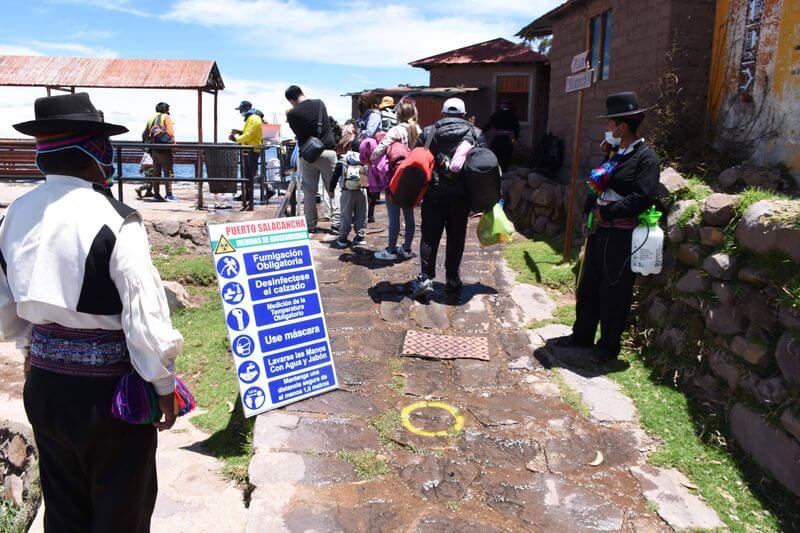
left=709, top=0, right=800, bottom=174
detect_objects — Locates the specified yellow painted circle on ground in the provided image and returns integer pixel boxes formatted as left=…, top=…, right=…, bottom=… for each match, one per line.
left=400, top=401, right=465, bottom=438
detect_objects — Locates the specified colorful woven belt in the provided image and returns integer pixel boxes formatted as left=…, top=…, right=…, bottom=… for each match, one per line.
left=29, top=323, right=131, bottom=378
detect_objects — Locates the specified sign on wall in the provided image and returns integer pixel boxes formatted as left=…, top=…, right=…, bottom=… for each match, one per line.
left=208, top=217, right=338, bottom=417
left=570, top=50, right=589, bottom=73
left=566, top=69, right=594, bottom=93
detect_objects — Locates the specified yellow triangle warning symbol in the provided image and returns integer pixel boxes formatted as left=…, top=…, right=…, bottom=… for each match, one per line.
left=215, top=235, right=236, bottom=254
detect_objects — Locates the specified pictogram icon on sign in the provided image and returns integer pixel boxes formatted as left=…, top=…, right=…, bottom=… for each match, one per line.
left=222, top=281, right=245, bottom=304
left=227, top=308, right=250, bottom=331
left=232, top=335, right=254, bottom=357
left=217, top=256, right=240, bottom=279
left=215, top=235, right=236, bottom=254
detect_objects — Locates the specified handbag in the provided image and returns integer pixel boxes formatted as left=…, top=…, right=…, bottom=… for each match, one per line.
left=300, top=101, right=326, bottom=163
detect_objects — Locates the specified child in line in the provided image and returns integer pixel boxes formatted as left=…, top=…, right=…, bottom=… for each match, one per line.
left=335, top=150, right=368, bottom=248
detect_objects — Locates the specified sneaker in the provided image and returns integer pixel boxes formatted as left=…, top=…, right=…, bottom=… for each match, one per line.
left=445, top=276, right=463, bottom=293
left=353, top=233, right=366, bottom=246
left=234, top=194, right=243, bottom=201
left=411, top=276, right=434, bottom=299
left=165, top=194, right=179, bottom=202
left=374, top=248, right=397, bottom=261
left=334, top=239, right=349, bottom=249
left=152, top=194, right=165, bottom=202
left=396, top=248, right=415, bottom=260
left=213, top=203, right=232, bottom=210
left=265, top=188, right=277, bottom=202
left=368, top=216, right=376, bottom=224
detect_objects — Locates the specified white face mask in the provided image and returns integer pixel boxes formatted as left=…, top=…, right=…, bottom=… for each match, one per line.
left=604, top=125, right=622, bottom=147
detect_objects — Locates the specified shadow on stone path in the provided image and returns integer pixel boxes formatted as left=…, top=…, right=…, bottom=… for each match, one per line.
left=246, top=212, right=724, bottom=532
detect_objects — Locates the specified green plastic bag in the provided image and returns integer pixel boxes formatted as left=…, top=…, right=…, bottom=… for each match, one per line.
left=477, top=200, right=514, bottom=246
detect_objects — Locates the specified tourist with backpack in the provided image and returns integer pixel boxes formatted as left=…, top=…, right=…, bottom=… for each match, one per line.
left=141, top=102, right=177, bottom=202
left=285, top=85, right=338, bottom=232
left=334, top=151, right=368, bottom=249
left=411, top=98, right=486, bottom=299
left=371, top=100, right=421, bottom=261
left=378, top=96, right=399, bottom=132
left=356, top=92, right=383, bottom=223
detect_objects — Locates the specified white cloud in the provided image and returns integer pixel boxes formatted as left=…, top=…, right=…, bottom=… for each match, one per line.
left=48, top=0, right=152, bottom=17
left=71, top=29, right=115, bottom=40
left=28, top=40, right=119, bottom=58
left=0, top=44, right=43, bottom=56
left=0, top=76, right=352, bottom=141
left=163, top=0, right=534, bottom=67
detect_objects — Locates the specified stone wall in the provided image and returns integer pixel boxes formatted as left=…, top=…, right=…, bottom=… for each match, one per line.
left=1, top=420, right=40, bottom=531
left=501, top=168, right=567, bottom=238
left=635, top=172, right=800, bottom=497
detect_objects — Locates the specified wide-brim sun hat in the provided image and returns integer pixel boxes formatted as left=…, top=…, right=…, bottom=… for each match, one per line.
left=597, top=91, right=654, bottom=119
left=379, top=96, right=395, bottom=110
left=13, top=92, right=128, bottom=137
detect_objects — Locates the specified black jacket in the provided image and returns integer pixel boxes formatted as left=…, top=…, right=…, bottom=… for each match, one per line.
left=418, top=117, right=486, bottom=155
left=583, top=141, right=660, bottom=221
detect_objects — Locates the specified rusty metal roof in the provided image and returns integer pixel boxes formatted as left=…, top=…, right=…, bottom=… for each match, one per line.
left=0, top=56, right=224, bottom=90
left=342, top=86, right=482, bottom=97
left=517, top=0, right=586, bottom=40
left=409, top=38, right=547, bottom=69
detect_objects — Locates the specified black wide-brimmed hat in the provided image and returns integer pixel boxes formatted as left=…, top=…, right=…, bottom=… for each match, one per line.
left=13, top=92, right=128, bottom=137
left=597, top=92, right=653, bottom=118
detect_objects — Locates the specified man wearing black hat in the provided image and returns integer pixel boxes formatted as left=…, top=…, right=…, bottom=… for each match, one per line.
left=557, top=92, right=660, bottom=364
left=0, top=93, right=183, bottom=531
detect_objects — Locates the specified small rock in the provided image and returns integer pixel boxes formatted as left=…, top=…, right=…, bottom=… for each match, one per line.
left=754, top=376, right=788, bottom=406
left=730, top=327, right=771, bottom=366
left=163, top=281, right=191, bottom=313
left=738, top=265, right=770, bottom=285
left=7, top=434, right=27, bottom=469
left=736, top=200, right=800, bottom=261
left=657, top=167, right=688, bottom=204
left=544, top=222, right=561, bottom=238
left=675, top=269, right=709, bottom=294
left=677, top=243, right=701, bottom=266
left=709, top=351, right=740, bottom=389
left=154, top=220, right=180, bottom=237
left=667, top=200, right=699, bottom=243
left=776, top=333, right=800, bottom=387
left=532, top=216, right=548, bottom=234
left=531, top=186, right=558, bottom=207
left=730, top=403, right=800, bottom=496
left=705, top=304, right=747, bottom=335
left=717, top=166, right=740, bottom=188
left=699, top=226, right=725, bottom=247
left=647, top=298, right=669, bottom=325
left=711, top=281, right=735, bottom=305
left=685, top=374, right=723, bottom=404
left=3, top=474, right=24, bottom=506
left=740, top=165, right=781, bottom=190
left=506, top=175, right=529, bottom=211
left=702, top=253, right=737, bottom=280
left=779, top=305, right=800, bottom=330
left=737, top=287, right=779, bottom=332
left=702, top=193, right=738, bottom=226
left=527, top=172, right=545, bottom=189
left=780, top=407, right=800, bottom=442
left=659, top=328, right=686, bottom=354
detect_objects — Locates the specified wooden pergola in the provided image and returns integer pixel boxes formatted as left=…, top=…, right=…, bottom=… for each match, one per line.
left=0, top=55, right=226, bottom=143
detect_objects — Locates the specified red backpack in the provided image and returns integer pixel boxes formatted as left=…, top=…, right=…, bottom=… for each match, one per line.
left=388, top=146, right=434, bottom=208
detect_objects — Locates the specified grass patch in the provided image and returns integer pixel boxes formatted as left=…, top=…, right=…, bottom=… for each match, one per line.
left=369, top=410, right=402, bottom=447
left=676, top=202, right=700, bottom=230
left=552, top=369, right=590, bottom=418
left=171, top=291, right=254, bottom=484
left=504, top=239, right=578, bottom=290
left=606, top=345, right=799, bottom=532
left=0, top=487, right=18, bottom=532
left=530, top=303, right=576, bottom=329
left=154, top=255, right=217, bottom=286
left=445, top=500, right=461, bottom=512
left=337, top=450, right=389, bottom=480
left=387, top=357, right=405, bottom=394
left=673, top=175, right=713, bottom=202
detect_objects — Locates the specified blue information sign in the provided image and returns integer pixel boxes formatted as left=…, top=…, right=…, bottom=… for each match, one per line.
left=209, top=217, right=339, bottom=417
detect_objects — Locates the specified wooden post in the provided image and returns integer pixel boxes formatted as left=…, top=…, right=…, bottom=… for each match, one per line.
left=562, top=90, right=585, bottom=261
left=213, top=90, right=219, bottom=143
left=197, top=89, right=204, bottom=209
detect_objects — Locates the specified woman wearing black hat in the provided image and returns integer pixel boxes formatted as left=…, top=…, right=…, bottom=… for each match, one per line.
left=557, top=92, right=660, bottom=364
left=0, top=93, right=182, bottom=531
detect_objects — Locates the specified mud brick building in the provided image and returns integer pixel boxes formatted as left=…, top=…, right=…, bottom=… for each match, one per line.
left=518, top=0, right=717, bottom=181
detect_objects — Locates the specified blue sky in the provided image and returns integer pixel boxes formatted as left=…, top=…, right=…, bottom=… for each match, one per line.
left=1, top=0, right=559, bottom=139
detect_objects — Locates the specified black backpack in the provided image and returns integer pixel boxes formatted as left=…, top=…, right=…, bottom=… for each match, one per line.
left=463, top=147, right=501, bottom=212
left=148, top=113, right=173, bottom=144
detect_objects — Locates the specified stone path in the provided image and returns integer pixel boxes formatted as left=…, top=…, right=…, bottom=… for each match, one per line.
left=246, top=213, right=723, bottom=532
left=0, top=343, right=247, bottom=532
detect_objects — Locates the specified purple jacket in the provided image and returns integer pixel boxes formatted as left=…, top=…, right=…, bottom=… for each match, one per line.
left=359, top=137, right=390, bottom=192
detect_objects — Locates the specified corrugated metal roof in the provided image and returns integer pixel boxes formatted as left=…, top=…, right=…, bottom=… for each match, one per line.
left=343, top=86, right=482, bottom=97
left=409, top=38, right=547, bottom=69
left=517, top=0, right=585, bottom=40
left=0, top=56, right=224, bottom=90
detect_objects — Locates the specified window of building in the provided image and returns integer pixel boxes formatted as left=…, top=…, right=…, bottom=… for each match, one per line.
left=589, top=10, right=612, bottom=81
left=496, top=74, right=531, bottom=123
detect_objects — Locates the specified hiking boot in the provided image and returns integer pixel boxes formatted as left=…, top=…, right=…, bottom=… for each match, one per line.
left=374, top=248, right=397, bottom=261
left=445, top=276, right=463, bottom=293
left=396, top=248, right=415, bottom=260
left=353, top=233, right=366, bottom=246
left=334, top=239, right=349, bottom=249
left=411, top=276, right=434, bottom=300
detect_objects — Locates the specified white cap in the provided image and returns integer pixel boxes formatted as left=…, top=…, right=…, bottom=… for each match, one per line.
left=442, top=97, right=466, bottom=115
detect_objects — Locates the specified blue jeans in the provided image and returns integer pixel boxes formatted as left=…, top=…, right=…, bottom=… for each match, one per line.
left=386, top=193, right=415, bottom=253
